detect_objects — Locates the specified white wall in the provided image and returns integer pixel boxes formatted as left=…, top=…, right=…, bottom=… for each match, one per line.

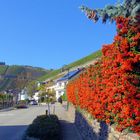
left=56, top=90, right=65, bottom=100
left=20, top=94, right=28, bottom=100
left=33, top=92, right=39, bottom=102
left=55, top=81, right=68, bottom=100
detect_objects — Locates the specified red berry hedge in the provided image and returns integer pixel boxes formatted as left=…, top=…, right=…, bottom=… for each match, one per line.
left=66, top=17, right=140, bottom=135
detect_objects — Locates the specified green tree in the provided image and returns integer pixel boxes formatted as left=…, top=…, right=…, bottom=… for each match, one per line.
left=27, top=81, right=38, bottom=97
left=38, top=84, right=56, bottom=115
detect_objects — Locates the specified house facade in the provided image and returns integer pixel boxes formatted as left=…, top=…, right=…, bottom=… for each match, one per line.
left=54, top=69, right=82, bottom=100
left=18, top=87, right=28, bottom=101
left=33, top=91, right=40, bottom=102
left=55, top=80, right=67, bottom=100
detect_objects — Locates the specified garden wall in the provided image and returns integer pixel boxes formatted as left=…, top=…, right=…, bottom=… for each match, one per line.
left=67, top=104, right=140, bottom=140
left=75, top=111, right=140, bottom=140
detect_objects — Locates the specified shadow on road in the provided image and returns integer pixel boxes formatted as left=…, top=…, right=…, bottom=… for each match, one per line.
left=60, top=120, right=82, bottom=140
left=0, top=125, right=28, bottom=140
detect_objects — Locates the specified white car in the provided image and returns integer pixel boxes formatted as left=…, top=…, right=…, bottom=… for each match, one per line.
left=29, top=100, right=38, bottom=105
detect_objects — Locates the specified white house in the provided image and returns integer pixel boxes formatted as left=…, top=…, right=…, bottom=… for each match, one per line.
left=33, top=91, right=40, bottom=102
left=18, top=87, right=28, bottom=101
left=54, top=69, right=82, bottom=100
left=55, top=80, right=67, bottom=100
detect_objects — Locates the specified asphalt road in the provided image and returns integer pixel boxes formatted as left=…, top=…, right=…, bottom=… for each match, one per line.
left=0, top=105, right=48, bottom=140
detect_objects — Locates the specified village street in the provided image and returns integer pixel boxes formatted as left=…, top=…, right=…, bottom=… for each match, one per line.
left=0, top=105, right=48, bottom=140
left=0, top=103, right=82, bottom=140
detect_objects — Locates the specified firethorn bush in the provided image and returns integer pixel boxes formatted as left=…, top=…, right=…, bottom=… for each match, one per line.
left=66, top=17, right=140, bottom=135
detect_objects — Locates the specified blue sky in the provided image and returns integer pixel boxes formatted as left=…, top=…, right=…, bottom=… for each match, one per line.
left=0, top=0, right=118, bottom=69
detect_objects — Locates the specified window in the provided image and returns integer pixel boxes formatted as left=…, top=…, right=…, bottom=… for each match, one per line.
left=59, top=83, right=62, bottom=87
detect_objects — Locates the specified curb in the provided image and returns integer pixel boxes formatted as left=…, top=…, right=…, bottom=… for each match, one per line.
left=0, top=107, right=15, bottom=112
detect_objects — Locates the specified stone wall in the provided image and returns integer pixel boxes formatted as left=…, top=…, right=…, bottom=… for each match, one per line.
left=67, top=104, right=140, bottom=140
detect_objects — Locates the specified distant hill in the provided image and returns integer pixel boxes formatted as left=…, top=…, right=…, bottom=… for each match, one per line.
left=0, top=65, right=8, bottom=75
left=39, top=50, right=102, bottom=81
left=0, top=65, right=50, bottom=91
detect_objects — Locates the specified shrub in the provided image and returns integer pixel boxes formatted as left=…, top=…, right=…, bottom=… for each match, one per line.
left=61, top=92, right=67, bottom=101
left=24, top=115, right=61, bottom=140
left=67, top=17, right=140, bottom=135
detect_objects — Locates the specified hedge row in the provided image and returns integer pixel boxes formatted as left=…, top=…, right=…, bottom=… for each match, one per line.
left=67, top=17, right=140, bottom=135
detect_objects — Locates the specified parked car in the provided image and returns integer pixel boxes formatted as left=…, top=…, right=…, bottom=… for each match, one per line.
left=29, top=100, right=38, bottom=105
left=16, top=100, right=28, bottom=109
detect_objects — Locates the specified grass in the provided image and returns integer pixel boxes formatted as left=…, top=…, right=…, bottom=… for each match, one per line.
left=38, top=69, right=62, bottom=81
left=65, top=50, right=102, bottom=69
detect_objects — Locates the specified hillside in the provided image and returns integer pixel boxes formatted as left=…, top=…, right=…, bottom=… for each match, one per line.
left=0, top=65, right=9, bottom=75
left=1, top=50, right=102, bottom=92
left=39, top=50, right=102, bottom=81
left=0, top=65, right=50, bottom=91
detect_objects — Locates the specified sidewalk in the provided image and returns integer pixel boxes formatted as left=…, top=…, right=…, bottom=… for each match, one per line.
left=54, top=102, right=82, bottom=140
left=0, top=107, right=14, bottom=112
